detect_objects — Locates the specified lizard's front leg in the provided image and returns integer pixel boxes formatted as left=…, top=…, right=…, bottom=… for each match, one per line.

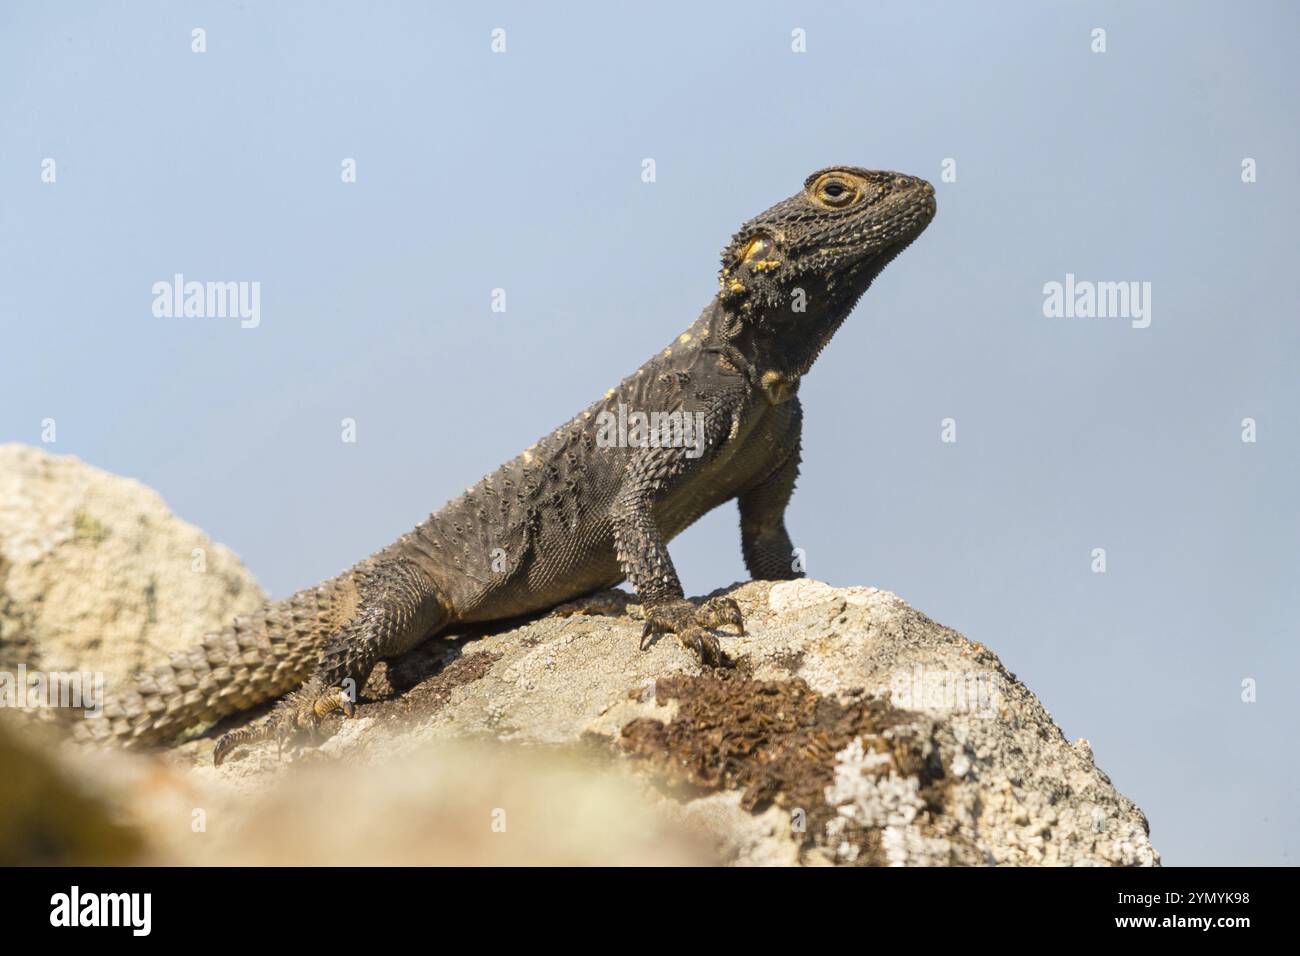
left=610, top=398, right=746, bottom=667
left=738, top=401, right=805, bottom=582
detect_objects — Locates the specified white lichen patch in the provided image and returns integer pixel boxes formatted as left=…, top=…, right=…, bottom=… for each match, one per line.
left=822, top=735, right=930, bottom=863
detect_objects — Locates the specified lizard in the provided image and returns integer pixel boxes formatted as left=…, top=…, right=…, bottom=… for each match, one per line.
left=80, top=166, right=936, bottom=762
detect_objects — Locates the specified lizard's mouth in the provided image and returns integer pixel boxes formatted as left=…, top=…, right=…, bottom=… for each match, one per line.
left=838, top=196, right=936, bottom=275
left=833, top=233, right=921, bottom=280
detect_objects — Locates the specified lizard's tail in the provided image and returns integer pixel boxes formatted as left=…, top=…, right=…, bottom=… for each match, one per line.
left=75, top=583, right=345, bottom=749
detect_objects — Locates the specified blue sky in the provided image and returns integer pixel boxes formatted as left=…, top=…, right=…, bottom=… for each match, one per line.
left=2, top=0, right=1297, bottom=865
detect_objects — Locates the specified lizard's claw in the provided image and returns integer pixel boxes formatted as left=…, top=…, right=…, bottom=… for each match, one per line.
left=698, top=597, right=745, bottom=636
left=640, top=599, right=742, bottom=666
left=327, top=686, right=356, bottom=719
left=639, top=620, right=657, bottom=652
left=678, top=626, right=725, bottom=668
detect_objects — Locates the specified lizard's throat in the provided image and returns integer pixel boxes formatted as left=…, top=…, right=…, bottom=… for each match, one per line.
left=750, top=292, right=864, bottom=378
left=709, top=283, right=862, bottom=379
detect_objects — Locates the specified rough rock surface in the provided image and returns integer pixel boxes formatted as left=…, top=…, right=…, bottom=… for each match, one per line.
left=24, top=579, right=1154, bottom=867
left=0, top=444, right=265, bottom=684
left=282, top=579, right=1156, bottom=867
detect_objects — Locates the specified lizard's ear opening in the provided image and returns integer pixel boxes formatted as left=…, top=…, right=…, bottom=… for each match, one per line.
left=732, top=231, right=782, bottom=275
left=723, top=229, right=777, bottom=269
left=720, top=230, right=782, bottom=305
left=740, top=235, right=774, bottom=263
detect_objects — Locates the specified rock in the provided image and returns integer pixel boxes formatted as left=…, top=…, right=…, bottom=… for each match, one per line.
left=184, top=741, right=718, bottom=866
left=182, top=579, right=1159, bottom=867
left=0, top=444, right=266, bottom=685
left=1, top=712, right=716, bottom=866
left=0, top=714, right=142, bottom=865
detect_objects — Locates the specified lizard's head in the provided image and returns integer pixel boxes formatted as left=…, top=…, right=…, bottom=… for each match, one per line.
left=717, top=166, right=936, bottom=372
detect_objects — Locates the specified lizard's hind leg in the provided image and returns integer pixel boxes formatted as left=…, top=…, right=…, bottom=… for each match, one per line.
left=211, top=558, right=446, bottom=766
left=310, top=557, right=450, bottom=714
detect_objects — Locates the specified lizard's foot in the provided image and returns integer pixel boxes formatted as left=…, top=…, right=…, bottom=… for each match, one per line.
left=212, top=682, right=355, bottom=766
left=279, top=683, right=355, bottom=758
left=309, top=683, right=356, bottom=722
left=639, top=598, right=744, bottom=667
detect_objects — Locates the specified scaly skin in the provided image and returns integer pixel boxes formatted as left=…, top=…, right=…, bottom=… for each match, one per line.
left=81, top=166, right=936, bottom=760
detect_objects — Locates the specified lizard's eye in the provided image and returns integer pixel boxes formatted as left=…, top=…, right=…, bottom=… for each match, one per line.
left=814, top=175, right=858, bottom=207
